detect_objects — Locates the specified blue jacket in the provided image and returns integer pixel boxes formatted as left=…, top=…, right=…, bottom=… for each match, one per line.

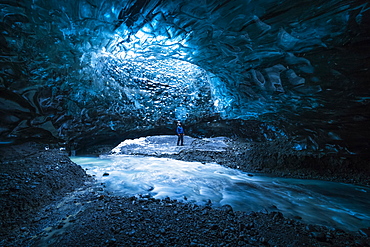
left=176, top=126, right=184, bottom=134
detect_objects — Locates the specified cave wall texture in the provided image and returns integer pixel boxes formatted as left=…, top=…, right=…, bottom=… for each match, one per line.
left=0, top=0, right=369, bottom=155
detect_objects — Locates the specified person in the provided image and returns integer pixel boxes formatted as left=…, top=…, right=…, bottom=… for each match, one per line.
left=176, top=121, right=185, bottom=146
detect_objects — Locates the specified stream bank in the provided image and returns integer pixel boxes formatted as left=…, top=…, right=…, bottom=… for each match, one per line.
left=1, top=139, right=369, bottom=246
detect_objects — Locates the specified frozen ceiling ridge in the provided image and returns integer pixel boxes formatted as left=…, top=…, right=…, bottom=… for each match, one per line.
left=0, top=0, right=369, bottom=154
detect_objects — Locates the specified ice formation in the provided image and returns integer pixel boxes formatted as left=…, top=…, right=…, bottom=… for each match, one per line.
left=0, top=0, right=369, bottom=154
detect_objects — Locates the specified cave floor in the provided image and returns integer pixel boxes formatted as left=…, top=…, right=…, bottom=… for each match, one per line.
left=112, top=135, right=370, bottom=187
left=0, top=140, right=369, bottom=246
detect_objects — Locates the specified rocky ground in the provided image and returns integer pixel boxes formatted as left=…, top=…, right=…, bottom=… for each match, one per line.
left=114, top=135, right=370, bottom=186
left=170, top=140, right=370, bottom=187
left=0, top=140, right=369, bottom=246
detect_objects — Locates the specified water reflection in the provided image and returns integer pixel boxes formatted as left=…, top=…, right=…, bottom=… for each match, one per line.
left=71, top=155, right=370, bottom=232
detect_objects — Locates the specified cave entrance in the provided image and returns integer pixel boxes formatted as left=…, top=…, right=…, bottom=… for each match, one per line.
left=75, top=28, right=219, bottom=132
left=89, top=55, right=215, bottom=126
left=67, top=22, right=226, bottom=149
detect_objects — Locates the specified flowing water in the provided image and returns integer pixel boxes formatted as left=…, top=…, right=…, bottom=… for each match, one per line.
left=71, top=155, right=370, bottom=232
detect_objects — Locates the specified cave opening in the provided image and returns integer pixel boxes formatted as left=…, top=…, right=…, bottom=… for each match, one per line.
left=68, top=34, right=223, bottom=152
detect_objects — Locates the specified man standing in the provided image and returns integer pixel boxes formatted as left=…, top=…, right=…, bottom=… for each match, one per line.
left=176, top=121, right=185, bottom=146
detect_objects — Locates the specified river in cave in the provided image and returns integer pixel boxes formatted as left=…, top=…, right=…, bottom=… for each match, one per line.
left=71, top=155, right=370, bottom=233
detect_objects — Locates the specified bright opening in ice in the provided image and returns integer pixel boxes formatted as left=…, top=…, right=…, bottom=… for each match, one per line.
left=86, top=46, right=215, bottom=125
left=76, top=11, right=234, bottom=126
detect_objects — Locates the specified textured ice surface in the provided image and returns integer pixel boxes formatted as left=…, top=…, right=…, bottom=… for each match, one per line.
left=0, top=0, right=369, bottom=154
left=111, top=135, right=229, bottom=155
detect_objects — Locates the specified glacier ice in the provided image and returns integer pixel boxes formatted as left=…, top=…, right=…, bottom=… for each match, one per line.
left=0, top=0, right=369, bottom=154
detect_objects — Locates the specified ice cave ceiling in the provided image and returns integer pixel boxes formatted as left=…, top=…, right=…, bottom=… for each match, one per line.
left=0, top=0, right=369, bottom=154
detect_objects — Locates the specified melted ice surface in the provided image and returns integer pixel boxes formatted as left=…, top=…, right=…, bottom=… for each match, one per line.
left=71, top=155, right=370, bottom=232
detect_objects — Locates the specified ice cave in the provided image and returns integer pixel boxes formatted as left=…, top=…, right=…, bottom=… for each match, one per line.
left=1, top=0, right=370, bottom=246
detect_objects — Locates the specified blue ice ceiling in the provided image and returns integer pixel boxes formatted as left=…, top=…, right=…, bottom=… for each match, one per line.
left=0, top=0, right=369, bottom=154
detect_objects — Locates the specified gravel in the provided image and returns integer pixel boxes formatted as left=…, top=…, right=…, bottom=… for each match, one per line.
left=1, top=141, right=369, bottom=246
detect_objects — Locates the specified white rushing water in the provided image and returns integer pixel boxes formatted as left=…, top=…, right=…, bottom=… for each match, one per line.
left=71, top=155, right=370, bottom=232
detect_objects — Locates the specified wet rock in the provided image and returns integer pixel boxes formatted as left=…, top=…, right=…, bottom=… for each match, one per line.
left=311, top=232, right=327, bottom=242
left=359, top=227, right=370, bottom=237
left=20, top=227, right=28, bottom=232
left=305, top=225, right=317, bottom=232
left=260, top=237, right=269, bottom=245
left=210, top=224, right=219, bottom=230
left=220, top=204, right=233, bottom=213
left=245, top=222, right=254, bottom=230
left=110, top=211, right=121, bottom=216
left=32, top=217, right=41, bottom=223
left=104, top=239, right=116, bottom=247
left=272, top=211, right=283, bottom=220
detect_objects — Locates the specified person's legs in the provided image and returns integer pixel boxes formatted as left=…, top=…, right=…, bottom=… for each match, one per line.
left=177, top=135, right=181, bottom=146
left=180, top=134, right=184, bottom=146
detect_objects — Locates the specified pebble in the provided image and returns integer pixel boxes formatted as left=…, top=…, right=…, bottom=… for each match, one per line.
left=311, top=232, right=327, bottom=242
left=359, top=227, right=370, bottom=237
left=110, top=211, right=121, bottom=216
left=210, top=224, right=218, bottom=230
left=106, top=238, right=117, bottom=245
left=20, top=227, right=28, bottom=232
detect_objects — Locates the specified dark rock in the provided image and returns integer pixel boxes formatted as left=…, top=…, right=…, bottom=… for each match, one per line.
left=110, top=211, right=121, bottom=216
left=359, top=227, right=370, bottom=237
left=210, top=224, right=219, bottom=230
left=220, top=204, right=233, bottom=213
left=311, top=232, right=327, bottom=242
left=106, top=238, right=117, bottom=246
left=20, top=227, right=28, bottom=232
left=272, top=211, right=283, bottom=220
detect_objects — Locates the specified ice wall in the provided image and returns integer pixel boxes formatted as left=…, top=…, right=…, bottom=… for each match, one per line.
left=0, top=0, right=369, bottom=154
